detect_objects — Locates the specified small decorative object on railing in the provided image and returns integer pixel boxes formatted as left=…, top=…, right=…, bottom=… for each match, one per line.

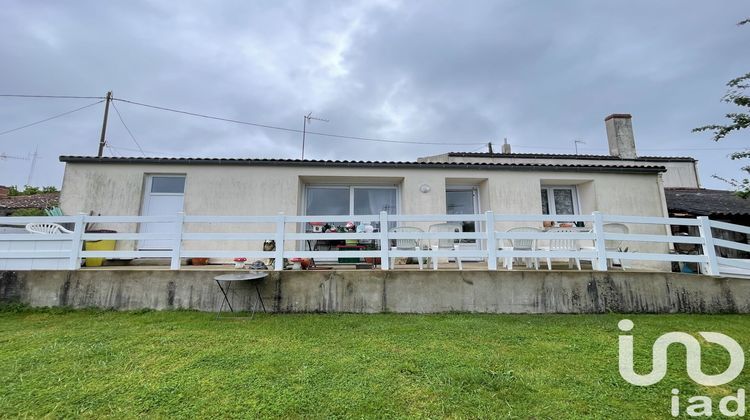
left=289, top=257, right=304, bottom=270
left=232, top=257, right=247, bottom=269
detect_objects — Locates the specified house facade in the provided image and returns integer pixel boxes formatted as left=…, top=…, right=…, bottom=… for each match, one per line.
left=57, top=155, right=671, bottom=269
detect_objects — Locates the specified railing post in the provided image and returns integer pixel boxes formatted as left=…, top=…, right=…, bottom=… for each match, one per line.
left=274, top=213, right=285, bottom=271
left=170, top=212, right=184, bottom=270
left=67, top=213, right=86, bottom=270
left=698, top=216, right=719, bottom=276
left=485, top=211, right=497, bottom=270
left=592, top=211, right=608, bottom=271
left=379, top=211, right=390, bottom=270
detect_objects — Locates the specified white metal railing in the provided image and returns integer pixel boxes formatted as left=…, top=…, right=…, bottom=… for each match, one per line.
left=0, top=211, right=748, bottom=276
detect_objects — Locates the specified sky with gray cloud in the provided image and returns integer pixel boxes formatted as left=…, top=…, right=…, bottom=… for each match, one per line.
left=0, top=0, right=748, bottom=189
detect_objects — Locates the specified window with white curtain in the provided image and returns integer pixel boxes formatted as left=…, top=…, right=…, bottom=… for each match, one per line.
left=541, top=186, right=579, bottom=215
left=305, top=185, right=398, bottom=229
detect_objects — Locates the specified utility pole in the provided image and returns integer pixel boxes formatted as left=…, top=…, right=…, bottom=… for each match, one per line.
left=301, top=112, right=328, bottom=159
left=26, top=145, right=38, bottom=185
left=574, top=139, right=586, bottom=155
left=487, top=142, right=493, bottom=154
left=97, top=91, right=112, bottom=157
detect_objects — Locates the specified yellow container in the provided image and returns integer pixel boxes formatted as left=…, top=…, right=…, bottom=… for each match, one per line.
left=84, top=240, right=116, bottom=267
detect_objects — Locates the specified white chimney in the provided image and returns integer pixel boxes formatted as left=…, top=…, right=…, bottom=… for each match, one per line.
left=501, top=137, right=511, bottom=154
left=605, top=114, right=637, bottom=159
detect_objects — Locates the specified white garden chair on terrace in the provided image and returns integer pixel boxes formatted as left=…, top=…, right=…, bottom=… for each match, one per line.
left=580, top=223, right=630, bottom=270
left=538, top=228, right=581, bottom=271
left=428, top=223, right=463, bottom=270
left=500, top=227, right=541, bottom=270
left=389, top=226, right=424, bottom=270
left=25, top=223, right=73, bottom=234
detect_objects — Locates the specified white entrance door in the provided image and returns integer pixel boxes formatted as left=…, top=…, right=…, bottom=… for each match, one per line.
left=446, top=187, right=481, bottom=259
left=139, top=175, right=185, bottom=250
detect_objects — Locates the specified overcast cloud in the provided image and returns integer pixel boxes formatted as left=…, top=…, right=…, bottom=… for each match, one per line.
left=0, top=0, right=748, bottom=189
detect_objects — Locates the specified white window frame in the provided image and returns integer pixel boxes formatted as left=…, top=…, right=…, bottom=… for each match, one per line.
left=302, top=184, right=401, bottom=217
left=301, top=184, right=400, bottom=257
left=541, top=185, right=580, bottom=215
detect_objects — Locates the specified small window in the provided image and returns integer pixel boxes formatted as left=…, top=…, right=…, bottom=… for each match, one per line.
left=151, top=176, right=185, bottom=194
left=541, top=186, right=579, bottom=215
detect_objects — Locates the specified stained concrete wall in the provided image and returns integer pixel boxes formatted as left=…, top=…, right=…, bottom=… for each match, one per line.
left=2, top=270, right=748, bottom=314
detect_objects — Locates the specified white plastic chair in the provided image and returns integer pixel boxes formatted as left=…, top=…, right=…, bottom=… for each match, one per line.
left=581, top=223, right=630, bottom=270
left=538, top=228, right=581, bottom=270
left=25, top=223, right=73, bottom=234
left=389, top=226, right=424, bottom=270
left=500, top=227, right=541, bottom=270
left=428, top=223, right=463, bottom=270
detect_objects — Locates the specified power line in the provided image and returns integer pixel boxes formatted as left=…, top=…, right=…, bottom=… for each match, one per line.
left=1, top=93, right=745, bottom=153
left=0, top=94, right=106, bottom=99
left=0, top=99, right=104, bottom=137
left=113, top=97, right=487, bottom=146
left=110, top=101, right=146, bottom=156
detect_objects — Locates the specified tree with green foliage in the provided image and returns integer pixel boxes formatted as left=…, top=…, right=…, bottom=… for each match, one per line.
left=10, top=208, right=47, bottom=217
left=693, top=18, right=750, bottom=198
left=6, top=185, right=59, bottom=196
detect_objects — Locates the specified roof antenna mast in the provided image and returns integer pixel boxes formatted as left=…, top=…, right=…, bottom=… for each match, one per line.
left=574, top=139, right=586, bottom=155
left=301, top=112, right=329, bottom=159
left=26, top=145, right=39, bottom=185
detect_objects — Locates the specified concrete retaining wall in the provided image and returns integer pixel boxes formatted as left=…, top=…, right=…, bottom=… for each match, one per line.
left=1, top=270, right=749, bottom=314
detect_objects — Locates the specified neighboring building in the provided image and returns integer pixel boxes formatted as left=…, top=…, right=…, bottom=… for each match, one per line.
left=665, top=187, right=750, bottom=260
left=665, top=188, right=750, bottom=223
left=419, top=114, right=701, bottom=189
left=0, top=185, right=59, bottom=216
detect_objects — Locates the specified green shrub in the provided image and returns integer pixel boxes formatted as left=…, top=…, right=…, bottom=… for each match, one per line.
left=10, top=208, right=47, bottom=217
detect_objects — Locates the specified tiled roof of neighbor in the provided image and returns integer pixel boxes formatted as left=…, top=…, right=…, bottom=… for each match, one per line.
left=665, top=188, right=750, bottom=217
left=445, top=152, right=696, bottom=162
left=58, top=156, right=667, bottom=174
left=0, top=192, right=59, bottom=210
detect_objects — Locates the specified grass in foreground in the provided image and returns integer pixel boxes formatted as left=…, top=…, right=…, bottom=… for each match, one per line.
left=0, top=308, right=748, bottom=419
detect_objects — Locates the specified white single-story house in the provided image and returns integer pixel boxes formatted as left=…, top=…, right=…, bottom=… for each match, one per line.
left=56, top=114, right=686, bottom=270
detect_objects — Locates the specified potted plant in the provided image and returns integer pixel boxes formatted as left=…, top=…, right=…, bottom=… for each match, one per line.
left=190, top=257, right=209, bottom=265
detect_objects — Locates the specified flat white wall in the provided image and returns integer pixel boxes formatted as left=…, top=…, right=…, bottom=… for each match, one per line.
left=60, top=162, right=669, bottom=269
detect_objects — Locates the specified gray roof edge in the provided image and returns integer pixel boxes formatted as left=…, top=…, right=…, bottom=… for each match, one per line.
left=58, top=156, right=667, bottom=174
left=446, top=152, right=696, bottom=162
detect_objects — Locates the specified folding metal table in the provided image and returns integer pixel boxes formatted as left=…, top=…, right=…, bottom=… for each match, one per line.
left=213, top=272, right=268, bottom=319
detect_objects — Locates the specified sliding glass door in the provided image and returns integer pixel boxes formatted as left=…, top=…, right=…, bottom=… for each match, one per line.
left=446, top=186, right=481, bottom=259
left=305, top=185, right=398, bottom=229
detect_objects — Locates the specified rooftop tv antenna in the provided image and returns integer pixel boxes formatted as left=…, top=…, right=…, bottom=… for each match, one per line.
left=26, top=145, right=39, bottom=185
left=574, top=139, right=586, bottom=155
left=302, top=112, right=328, bottom=159
left=0, top=153, right=29, bottom=161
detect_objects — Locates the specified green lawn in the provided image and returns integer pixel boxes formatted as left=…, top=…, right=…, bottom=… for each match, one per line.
left=1, top=308, right=748, bottom=419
